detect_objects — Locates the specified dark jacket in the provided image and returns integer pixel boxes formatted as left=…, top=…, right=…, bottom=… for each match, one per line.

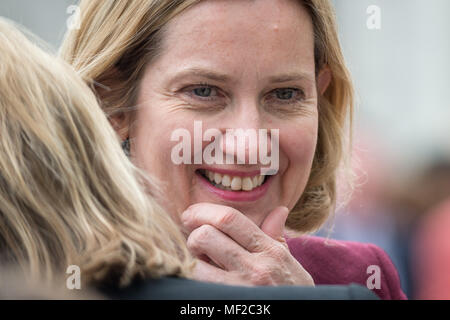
left=104, top=277, right=378, bottom=300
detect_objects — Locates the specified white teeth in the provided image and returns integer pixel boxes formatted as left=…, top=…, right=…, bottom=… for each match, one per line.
left=258, top=175, right=264, bottom=186
left=203, top=170, right=266, bottom=191
left=231, top=177, right=242, bottom=191
left=242, top=177, right=253, bottom=191
left=214, top=173, right=222, bottom=184
left=221, top=175, right=231, bottom=187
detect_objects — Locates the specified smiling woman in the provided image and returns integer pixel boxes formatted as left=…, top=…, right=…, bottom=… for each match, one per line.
left=60, top=0, right=406, bottom=299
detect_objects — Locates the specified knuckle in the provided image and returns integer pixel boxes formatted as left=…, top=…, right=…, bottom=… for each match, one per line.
left=181, top=214, right=190, bottom=228
left=216, top=208, right=236, bottom=229
left=183, top=203, right=203, bottom=218
left=250, top=266, right=274, bottom=285
left=247, top=232, right=265, bottom=252
left=267, top=243, right=287, bottom=261
left=186, top=236, right=197, bottom=251
left=187, top=225, right=214, bottom=251
left=181, top=207, right=195, bottom=226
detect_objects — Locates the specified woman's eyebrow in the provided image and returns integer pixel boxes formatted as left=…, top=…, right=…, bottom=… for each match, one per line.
left=267, top=72, right=315, bottom=84
left=170, top=67, right=231, bottom=83
left=168, top=68, right=314, bottom=85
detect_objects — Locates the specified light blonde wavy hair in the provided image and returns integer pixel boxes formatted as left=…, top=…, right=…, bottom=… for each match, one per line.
left=60, top=0, right=354, bottom=233
left=0, top=18, right=194, bottom=288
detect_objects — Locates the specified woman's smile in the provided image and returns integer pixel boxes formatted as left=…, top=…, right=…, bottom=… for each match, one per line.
left=195, top=167, right=274, bottom=202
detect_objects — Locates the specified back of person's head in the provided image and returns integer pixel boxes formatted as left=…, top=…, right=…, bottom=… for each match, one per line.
left=0, top=18, right=193, bottom=290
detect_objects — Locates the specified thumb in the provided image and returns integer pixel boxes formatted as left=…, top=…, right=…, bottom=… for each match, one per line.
left=260, top=206, right=289, bottom=242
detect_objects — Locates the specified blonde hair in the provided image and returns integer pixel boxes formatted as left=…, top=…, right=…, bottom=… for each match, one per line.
left=60, top=0, right=354, bottom=233
left=0, top=18, right=193, bottom=288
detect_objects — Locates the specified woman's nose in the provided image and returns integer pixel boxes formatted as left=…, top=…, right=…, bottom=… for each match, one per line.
left=217, top=108, right=272, bottom=166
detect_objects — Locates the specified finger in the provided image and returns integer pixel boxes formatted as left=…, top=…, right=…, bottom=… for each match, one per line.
left=187, top=224, right=251, bottom=271
left=260, top=206, right=289, bottom=243
left=182, top=202, right=271, bottom=252
left=192, top=259, right=233, bottom=284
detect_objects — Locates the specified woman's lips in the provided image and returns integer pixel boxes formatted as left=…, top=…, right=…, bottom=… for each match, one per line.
left=196, top=169, right=273, bottom=202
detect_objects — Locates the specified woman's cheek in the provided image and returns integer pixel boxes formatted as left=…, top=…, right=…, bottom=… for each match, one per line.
left=284, top=118, right=318, bottom=163
left=281, top=123, right=318, bottom=206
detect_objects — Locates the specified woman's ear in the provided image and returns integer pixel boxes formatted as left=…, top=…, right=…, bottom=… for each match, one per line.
left=109, top=112, right=131, bottom=141
left=317, top=65, right=332, bottom=95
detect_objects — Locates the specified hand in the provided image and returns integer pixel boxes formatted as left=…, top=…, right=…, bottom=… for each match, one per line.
left=181, top=203, right=315, bottom=287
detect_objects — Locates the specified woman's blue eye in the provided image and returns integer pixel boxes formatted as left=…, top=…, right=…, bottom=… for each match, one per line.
left=275, top=88, right=297, bottom=100
left=193, top=87, right=213, bottom=97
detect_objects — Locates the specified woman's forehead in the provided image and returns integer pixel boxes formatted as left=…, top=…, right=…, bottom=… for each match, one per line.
left=156, top=0, right=316, bottom=79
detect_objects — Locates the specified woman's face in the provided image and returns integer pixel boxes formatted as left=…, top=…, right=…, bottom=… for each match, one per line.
left=129, top=0, right=328, bottom=227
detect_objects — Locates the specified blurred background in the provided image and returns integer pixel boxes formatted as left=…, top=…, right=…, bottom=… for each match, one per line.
left=1, top=0, right=449, bottom=300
